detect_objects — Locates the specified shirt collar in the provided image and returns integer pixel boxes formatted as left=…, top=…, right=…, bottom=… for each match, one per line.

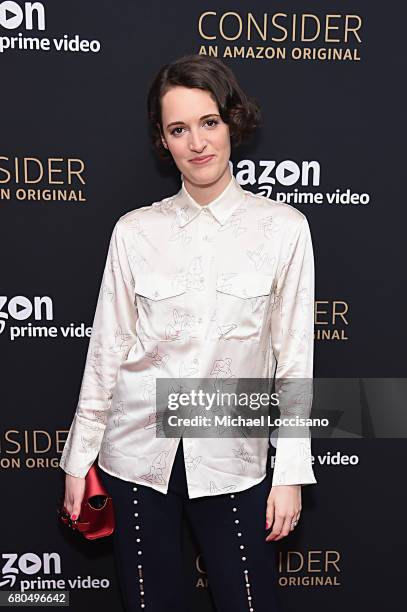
left=173, top=174, right=246, bottom=228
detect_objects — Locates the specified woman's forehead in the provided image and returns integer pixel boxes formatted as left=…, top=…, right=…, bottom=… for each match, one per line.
left=161, top=86, right=219, bottom=122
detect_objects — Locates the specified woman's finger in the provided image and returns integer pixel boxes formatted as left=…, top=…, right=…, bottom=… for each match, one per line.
left=63, top=475, right=85, bottom=520
left=290, top=511, right=301, bottom=530
left=70, top=499, right=82, bottom=521
left=265, top=514, right=284, bottom=542
left=273, top=514, right=294, bottom=541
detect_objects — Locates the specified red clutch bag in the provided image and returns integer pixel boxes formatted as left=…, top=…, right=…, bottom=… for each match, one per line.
left=59, top=463, right=115, bottom=540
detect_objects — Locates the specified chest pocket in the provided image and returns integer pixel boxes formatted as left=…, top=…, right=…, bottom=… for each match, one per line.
left=214, top=273, right=272, bottom=340
left=134, top=274, right=190, bottom=342
left=135, top=274, right=186, bottom=301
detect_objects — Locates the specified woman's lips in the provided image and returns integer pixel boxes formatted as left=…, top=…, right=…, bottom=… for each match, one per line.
left=189, top=155, right=215, bottom=165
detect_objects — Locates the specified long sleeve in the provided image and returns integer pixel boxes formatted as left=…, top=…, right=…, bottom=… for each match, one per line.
left=59, top=218, right=138, bottom=478
left=270, top=215, right=317, bottom=487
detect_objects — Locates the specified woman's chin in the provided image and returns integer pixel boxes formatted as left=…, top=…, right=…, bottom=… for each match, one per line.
left=184, top=165, right=228, bottom=187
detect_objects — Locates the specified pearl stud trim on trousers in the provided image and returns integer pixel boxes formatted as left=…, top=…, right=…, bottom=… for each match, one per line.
left=133, top=486, right=146, bottom=608
left=230, top=493, right=254, bottom=611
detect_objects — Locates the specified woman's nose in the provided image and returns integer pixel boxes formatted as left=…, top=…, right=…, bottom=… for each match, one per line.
left=189, top=129, right=206, bottom=153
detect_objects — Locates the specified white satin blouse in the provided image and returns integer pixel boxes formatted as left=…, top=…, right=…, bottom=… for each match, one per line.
left=59, top=174, right=317, bottom=498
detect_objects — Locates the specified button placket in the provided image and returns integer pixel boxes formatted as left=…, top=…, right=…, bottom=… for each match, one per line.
left=133, top=486, right=146, bottom=608
left=230, top=493, right=254, bottom=612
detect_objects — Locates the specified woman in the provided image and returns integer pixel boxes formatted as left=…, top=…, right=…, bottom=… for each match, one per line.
left=60, top=54, right=317, bottom=611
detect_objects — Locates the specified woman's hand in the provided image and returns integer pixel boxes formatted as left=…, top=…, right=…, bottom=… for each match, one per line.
left=265, top=484, right=302, bottom=542
left=63, top=474, right=86, bottom=521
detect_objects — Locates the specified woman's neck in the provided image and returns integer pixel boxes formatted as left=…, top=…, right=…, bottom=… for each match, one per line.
left=183, top=166, right=232, bottom=205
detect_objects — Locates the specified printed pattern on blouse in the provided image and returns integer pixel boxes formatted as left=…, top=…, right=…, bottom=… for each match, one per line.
left=59, top=174, right=317, bottom=498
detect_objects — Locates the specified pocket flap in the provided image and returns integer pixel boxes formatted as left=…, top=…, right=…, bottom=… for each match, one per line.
left=216, top=273, right=272, bottom=299
left=135, top=274, right=186, bottom=300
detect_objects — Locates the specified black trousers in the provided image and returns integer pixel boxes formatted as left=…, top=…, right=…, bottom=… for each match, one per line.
left=99, top=440, right=282, bottom=612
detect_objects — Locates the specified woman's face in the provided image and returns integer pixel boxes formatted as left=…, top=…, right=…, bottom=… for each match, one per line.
left=160, top=86, right=231, bottom=191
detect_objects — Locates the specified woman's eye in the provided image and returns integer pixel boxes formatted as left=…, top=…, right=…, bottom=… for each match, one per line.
left=171, top=127, right=185, bottom=136
left=170, top=119, right=218, bottom=136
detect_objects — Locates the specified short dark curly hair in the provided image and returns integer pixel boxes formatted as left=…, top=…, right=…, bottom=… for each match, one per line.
left=147, top=54, right=261, bottom=160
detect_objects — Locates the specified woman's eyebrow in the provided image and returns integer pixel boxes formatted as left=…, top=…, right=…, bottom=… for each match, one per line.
left=166, top=113, right=220, bottom=129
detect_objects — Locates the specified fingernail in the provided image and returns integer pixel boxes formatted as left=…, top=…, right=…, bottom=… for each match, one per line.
left=265, top=520, right=270, bottom=529
left=71, top=514, right=77, bottom=520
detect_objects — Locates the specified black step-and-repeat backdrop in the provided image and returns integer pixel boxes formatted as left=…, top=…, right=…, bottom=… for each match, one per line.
left=1, top=1, right=406, bottom=611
